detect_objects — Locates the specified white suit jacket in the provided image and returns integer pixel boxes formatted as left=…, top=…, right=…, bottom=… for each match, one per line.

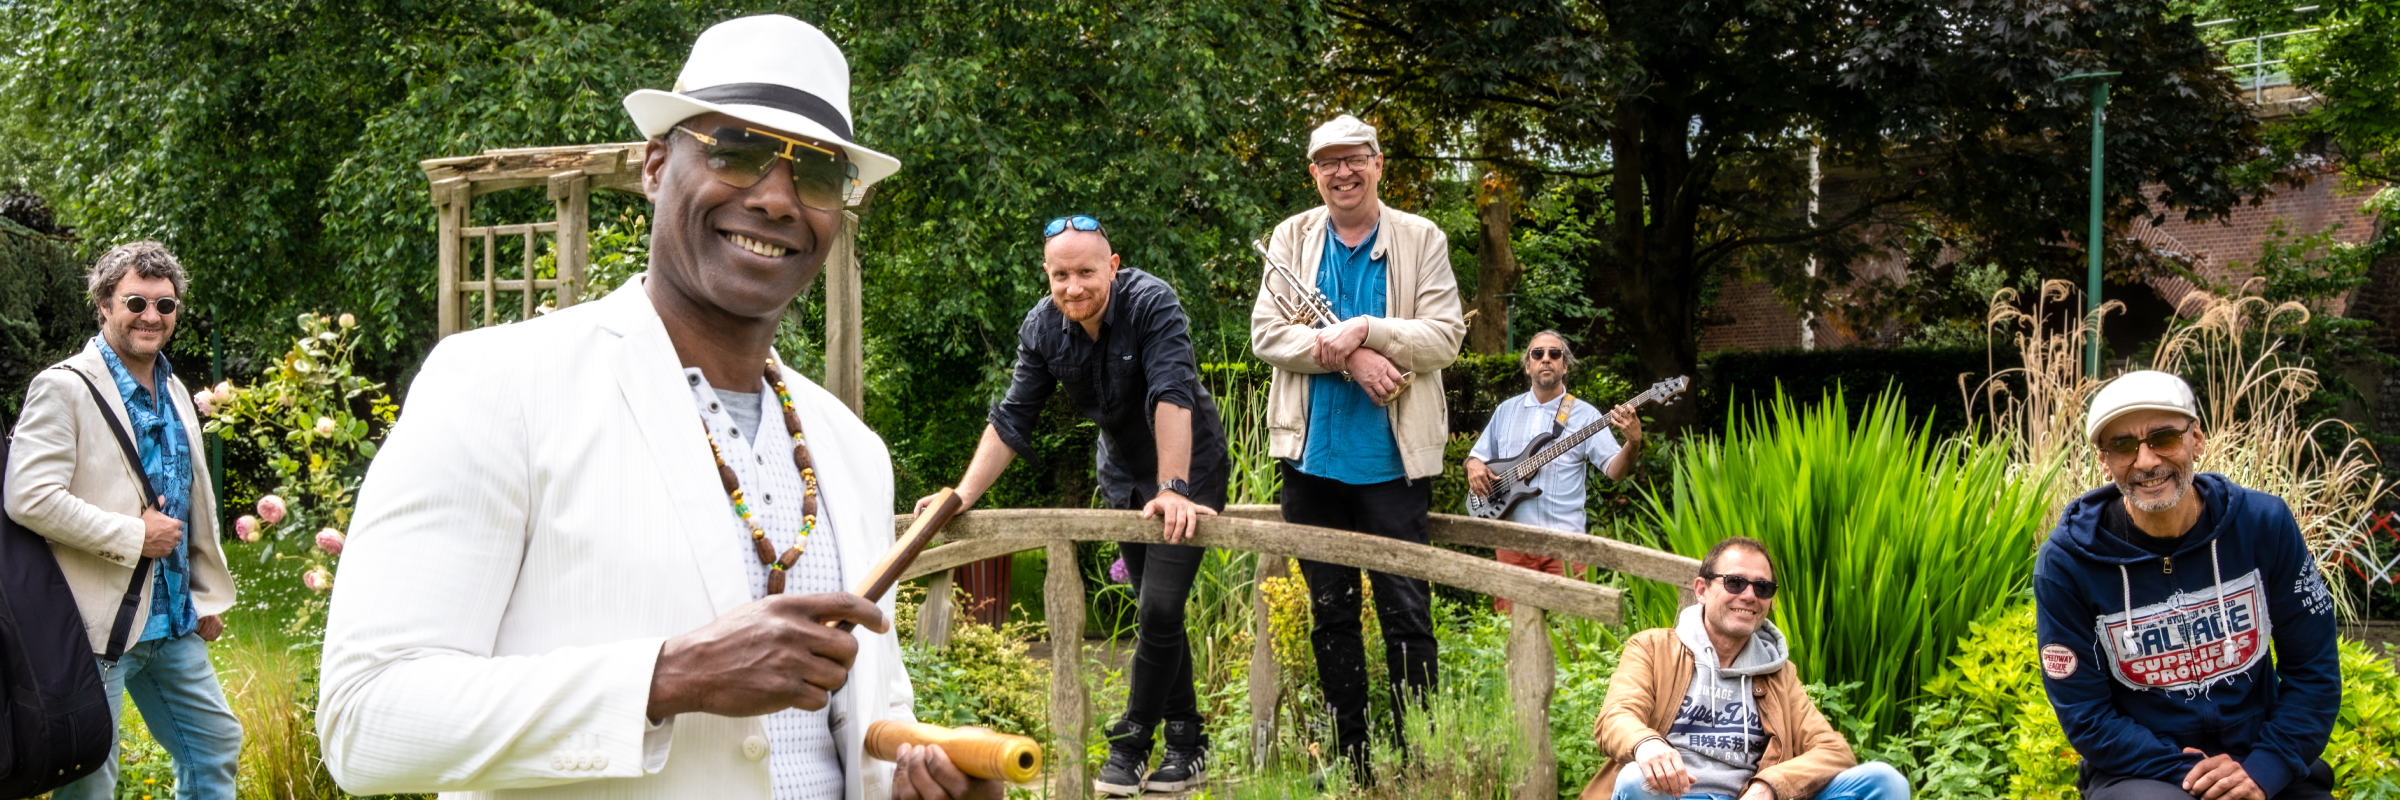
left=318, top=277, right=913, bottom=800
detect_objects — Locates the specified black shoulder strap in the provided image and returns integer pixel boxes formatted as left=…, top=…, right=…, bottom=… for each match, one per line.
left=57, top=366, right=158, bottom=662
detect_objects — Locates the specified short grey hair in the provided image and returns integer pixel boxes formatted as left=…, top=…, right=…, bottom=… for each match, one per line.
left=1522, top=329, right=1578, bottom=372
left=88, top=241, right=188, bottom=321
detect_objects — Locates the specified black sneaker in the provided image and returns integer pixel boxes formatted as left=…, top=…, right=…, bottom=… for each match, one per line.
left=1094, top=719, right=1152, bottom=797
left=1144, top=720, right=1209, bottom=792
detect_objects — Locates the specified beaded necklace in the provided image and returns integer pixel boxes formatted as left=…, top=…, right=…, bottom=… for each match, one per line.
left=701, top=359, right=822, bottom=596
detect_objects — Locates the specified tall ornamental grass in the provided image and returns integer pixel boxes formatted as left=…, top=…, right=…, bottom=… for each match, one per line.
left=1635, top=388, right=2060, bottom=742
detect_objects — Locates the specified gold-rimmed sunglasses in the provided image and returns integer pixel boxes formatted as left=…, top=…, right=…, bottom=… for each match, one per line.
left=675, top=125, right=860, bottom=211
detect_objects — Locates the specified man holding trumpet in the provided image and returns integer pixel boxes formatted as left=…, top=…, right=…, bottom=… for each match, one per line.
left=1249, top=113, right=1466, bottom=780
left=317, top=16, right=997, bottom=800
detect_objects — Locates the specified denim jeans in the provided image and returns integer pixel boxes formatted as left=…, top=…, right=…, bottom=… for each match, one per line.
left=1610, top=761, right=1911, bottom=800
left=54, top=633, right=243, bottom=800
left=1279, top=464, right=1438, bottom=764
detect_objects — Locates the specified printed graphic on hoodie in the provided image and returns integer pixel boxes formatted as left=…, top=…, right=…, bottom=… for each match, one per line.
left=1667, top=695, right=1765, bottom=764
left=2094, top=569, right=2270, bottom=692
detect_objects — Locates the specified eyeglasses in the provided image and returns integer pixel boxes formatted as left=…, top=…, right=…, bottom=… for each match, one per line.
left=1527, top=347, right=1568, bottom=361
left=1044, top=215, right=1107, bottom=239
left=675, top=126, right=859, bottom=211
left=1311, top=154, right=1376, bottom=173
left=118, top=295, right=179, bottom=316
left=1701, top=573, right=1778, bottom=600
left=2101, top=423, right=2195, bottom=457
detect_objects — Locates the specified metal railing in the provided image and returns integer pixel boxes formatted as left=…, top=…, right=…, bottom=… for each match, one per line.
left=2197, top=6, right=2321, bottom=104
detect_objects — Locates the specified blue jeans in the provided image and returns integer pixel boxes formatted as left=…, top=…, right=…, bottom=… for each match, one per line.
left=54, top=633, right=243, bottom=800
left=1611, top=761, right=1910, bottom=800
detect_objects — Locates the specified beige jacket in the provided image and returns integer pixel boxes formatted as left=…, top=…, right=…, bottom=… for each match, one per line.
left=1585, top=628, right=1857, bottom=800
left=1249, top=203, right=1465, bottom=480
left=5, top=340, right=235, bottom=654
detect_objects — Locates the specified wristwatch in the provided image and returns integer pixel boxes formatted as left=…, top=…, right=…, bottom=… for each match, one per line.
left=1157, top=477, right=1191, bottom=499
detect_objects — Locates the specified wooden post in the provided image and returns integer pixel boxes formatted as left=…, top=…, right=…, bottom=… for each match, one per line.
left=1247, top=554, right=1287, bottom=766
left=1507, top=603, right=1558, bottom=800
left=433, top=179, right=467, bottom=339
left=824, top=211, right=864, bottom=416
left=1045, top=541, right=1088, bottom=799
left=918, top=569, right=956, bottom=649
left=548, top=170, right=590, bottom=308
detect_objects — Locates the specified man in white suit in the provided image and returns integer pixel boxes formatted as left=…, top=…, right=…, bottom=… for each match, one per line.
left=317, top=16, right=998, bottom=800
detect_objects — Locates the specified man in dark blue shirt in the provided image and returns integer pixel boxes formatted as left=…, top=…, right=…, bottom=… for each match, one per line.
left=916, top=216, right=1230, bottom=796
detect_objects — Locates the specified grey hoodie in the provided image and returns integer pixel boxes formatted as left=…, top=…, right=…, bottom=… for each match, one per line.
left=1666, top=603, right=1791, bottom=797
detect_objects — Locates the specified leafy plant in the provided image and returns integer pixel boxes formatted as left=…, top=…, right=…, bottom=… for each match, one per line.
left=201, top=312, right=395, bottom=634
left=1635, top=387, right=2061, bottom=743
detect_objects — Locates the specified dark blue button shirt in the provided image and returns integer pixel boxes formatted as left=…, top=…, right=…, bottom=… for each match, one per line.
left=989, top=268, right=1231, bottom=507
left=96, top=337, right=197, bottom=641
left=1296, top=228, right=1404, bottom=485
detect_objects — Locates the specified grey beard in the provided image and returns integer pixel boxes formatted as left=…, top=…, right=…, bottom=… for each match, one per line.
left=2117, top=465, right=2195, bottom=513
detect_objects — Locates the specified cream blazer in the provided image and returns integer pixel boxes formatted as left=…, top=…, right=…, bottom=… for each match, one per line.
left=4, top=339, right=235, bottom=653
left=318, top=277, right=913, bottom=800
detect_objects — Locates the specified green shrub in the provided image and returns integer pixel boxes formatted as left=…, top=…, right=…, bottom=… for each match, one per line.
left=1635, top=388, right=2060, bottom=742
left=894, top=584, right=1053, bottom=746
left=0, top=208, right=88, bottom=430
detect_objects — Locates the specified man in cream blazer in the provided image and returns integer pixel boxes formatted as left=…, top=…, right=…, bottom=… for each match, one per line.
left=318, top=16, right=995, bottom=800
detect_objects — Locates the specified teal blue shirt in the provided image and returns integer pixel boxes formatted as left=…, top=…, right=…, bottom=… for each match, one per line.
left=96, top=337, right=198, bottom=642
left=1296, top=227, right=1405, bottom=485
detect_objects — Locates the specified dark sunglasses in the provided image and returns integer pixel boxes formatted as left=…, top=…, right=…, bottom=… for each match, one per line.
left=1044, top=215, right=1107, bottom=239
left=1527, top=347, right=1568, bottom=361
left=1702, top=573, right=1778, bottom=599
left=2101, top=423, right=2195, bottom=457
left=118, top=295, right=179, bottom=315
left=675, top=125, right=859, bottom=211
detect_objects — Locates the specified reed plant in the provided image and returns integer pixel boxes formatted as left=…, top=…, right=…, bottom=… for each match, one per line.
left=1970, top=280, right=2396, bottom=618
left=1636, top=388, right=2060, bottom=743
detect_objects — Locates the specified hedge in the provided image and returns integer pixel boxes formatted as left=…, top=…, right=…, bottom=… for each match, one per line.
left=0, top=215, right=89, bottom=429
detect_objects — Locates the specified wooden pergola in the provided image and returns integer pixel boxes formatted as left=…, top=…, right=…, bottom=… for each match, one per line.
left=419, top=142, right=866, bottom=412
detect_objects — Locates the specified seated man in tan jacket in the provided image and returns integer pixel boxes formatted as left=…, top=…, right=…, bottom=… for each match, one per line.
left=1587, top=537, right=1910, bottom=800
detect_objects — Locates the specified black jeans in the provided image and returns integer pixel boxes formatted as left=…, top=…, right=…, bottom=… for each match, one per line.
left=1278, top=464, right=1438, bottom=762
left=2078, top=758, right=2334, bottom=800
left=1107, top=478, right=1226, bottom=735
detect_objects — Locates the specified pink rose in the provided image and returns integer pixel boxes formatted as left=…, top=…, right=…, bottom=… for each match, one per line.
left=234, top=515, right=260, bottom=542
left=315, top=528, right=345, bottom=556
left=302, top=566, right=333, bottom=593
left=191, top=390, right=216, bottom=416
left=257, top=495, right=287, bottom=524
left=214, top=380, right=233, bottom=397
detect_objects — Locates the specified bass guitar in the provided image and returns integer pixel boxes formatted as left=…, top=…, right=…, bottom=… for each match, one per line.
left=1464, top=376, right=1689, bottom=521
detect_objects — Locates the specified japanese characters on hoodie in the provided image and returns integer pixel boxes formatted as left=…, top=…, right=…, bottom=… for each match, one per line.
left=1667, top=603, right=1788, bottom=797
left=2033, top=473, right=2340, bottom=797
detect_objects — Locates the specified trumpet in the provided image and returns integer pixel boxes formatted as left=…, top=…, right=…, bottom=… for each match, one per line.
left=1253, top=238, right=1414, bottom=400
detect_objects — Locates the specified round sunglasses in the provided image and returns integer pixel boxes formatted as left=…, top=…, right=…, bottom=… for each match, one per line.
left=675, top=125, right=859, bottom=212
left=1044, top=215, right=1106, bottom=239
left=117, top=295, right=179, bottom=316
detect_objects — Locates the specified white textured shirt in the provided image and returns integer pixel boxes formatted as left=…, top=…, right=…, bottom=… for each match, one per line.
left=688, top=369, right=844, bottom=800
left=1465, top=391, right=1621, bottom=533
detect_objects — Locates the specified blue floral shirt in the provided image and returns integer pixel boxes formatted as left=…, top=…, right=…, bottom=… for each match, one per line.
left=1296, top=226, right=1405, bottom=485
left=96, top=337, right=198, bottom=641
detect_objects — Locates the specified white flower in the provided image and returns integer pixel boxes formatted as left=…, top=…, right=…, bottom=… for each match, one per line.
left=314, top=416, right=336, bottom=435
left=338, top=313, right=357, bottom=329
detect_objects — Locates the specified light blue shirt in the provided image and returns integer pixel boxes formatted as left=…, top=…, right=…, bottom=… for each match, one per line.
left=1466, top=391, right=1621, bottom=533
left=1296, top=226, right=1405, bottom=485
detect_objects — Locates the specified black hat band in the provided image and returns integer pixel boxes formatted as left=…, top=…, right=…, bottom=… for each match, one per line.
left=683, top=83, right=853, bottom=142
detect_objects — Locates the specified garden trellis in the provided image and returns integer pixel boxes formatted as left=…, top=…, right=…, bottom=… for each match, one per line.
left=421, top=142, right=869, bottom=412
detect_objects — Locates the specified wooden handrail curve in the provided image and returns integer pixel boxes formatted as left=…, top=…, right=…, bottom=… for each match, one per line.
left=899, top=508, right=1626, bottom=623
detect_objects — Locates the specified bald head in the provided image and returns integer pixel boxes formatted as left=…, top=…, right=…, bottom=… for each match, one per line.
left=1043, top=228, right=1119, bottom=332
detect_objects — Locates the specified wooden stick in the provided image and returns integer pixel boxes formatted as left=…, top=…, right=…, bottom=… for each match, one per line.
left=835, top=488, right=965, bottom=632
left=865, top=720, right=1043, bottom=784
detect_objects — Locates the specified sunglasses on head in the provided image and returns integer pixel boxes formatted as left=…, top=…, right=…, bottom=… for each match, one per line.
left=675, top=125, right=859, bottom=211
left=2100, top=423, right=2195, bottom=457
left=118, top=295, right=178, bottom=315
left=1044, top=215, right=1106, bottom=239
left=1528, top=347, right=1568, bottom=361
left=1702, top=573, right=1778, bottom=599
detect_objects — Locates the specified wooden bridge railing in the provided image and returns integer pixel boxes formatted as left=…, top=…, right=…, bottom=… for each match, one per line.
left=894, top=505, right=1701, bottom=800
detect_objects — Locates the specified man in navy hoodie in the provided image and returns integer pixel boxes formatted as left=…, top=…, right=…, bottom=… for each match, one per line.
left=2035, top=370, right=2341, bottom=800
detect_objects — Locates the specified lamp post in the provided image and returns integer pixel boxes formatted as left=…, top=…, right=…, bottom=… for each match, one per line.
left=2056, top=71, right=2120, bottom=376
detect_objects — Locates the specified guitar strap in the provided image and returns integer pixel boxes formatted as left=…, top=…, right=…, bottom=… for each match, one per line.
left=1552, top=394, right=1577, bottom=435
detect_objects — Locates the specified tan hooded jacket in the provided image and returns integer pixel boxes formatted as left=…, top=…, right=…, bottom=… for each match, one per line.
left=1584, top=625, right=1857, bottom=800
left=1249, top=203, right=1464, bottom=480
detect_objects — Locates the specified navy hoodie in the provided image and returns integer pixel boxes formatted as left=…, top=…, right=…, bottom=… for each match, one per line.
left=2033, top=473, right=2340, bottom=796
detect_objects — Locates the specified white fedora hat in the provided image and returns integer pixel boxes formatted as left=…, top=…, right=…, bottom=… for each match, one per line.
left=624, top=15, right=902, bottom=196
